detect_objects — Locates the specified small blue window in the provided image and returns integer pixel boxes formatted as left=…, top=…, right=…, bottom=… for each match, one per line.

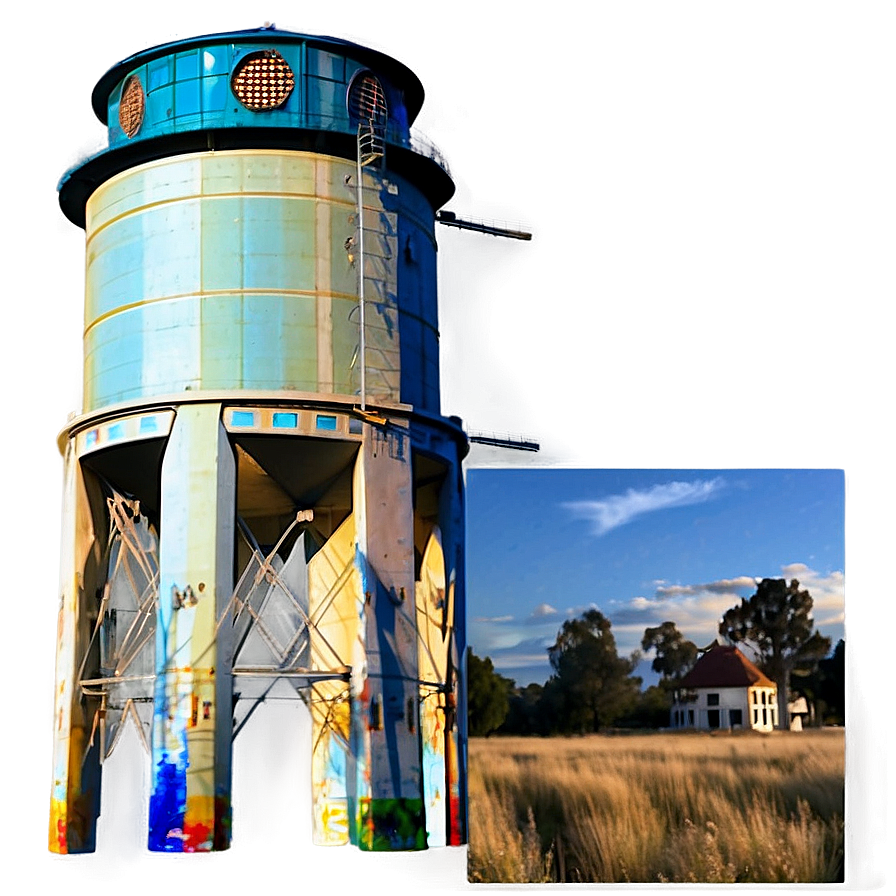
left=147, top=58, right=172, bottom=91
left=201, top=75, right=228, bottom=112
left=107, top=423, right=124, bottom=441
left=175, top=50, right=200, bottom=80
left=174, top=78, right=201, bottom=117
left=306, top=49, right=345, bottom=80
left=145, top=84, right=174, bottom=124
left=316, top=414, right=338, bottom=431
left=348, top=418, right=363, bottom=434
left=202, top=47, right=230, bottom=75
left=85, top=430, right=98, bottom=449
left=231, top=411, right=255, bottom=427
left=273, top=412, right=298, bottom=428
left=139, top=415, right=159, bottom=434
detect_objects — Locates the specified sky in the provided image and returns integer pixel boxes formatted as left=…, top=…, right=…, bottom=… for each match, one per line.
left=1, top=1, right=891, bottom=892
left=466, top=468, right=845, bottom=686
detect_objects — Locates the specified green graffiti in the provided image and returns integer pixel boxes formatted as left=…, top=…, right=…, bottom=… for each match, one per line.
left=358, top=798, right=427, bottom=851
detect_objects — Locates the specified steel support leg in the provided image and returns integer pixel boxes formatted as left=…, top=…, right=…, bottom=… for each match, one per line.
left=350, top=424, right=424, bottom=850
left=48, top=444, right=104, bottom=853
left=148, top=404, right=235, bottom=851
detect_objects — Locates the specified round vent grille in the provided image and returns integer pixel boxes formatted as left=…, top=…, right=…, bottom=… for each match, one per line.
left=231, top=50, right=295, bottom=111
left=118, top=75, right=145, bottom=138
left=348, top=72, right=387, bottom=127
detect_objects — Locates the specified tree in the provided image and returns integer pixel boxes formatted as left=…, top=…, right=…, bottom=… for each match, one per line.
left=719, top=578, right=831, bottom=729
left=502, top=682, right=550, bottom=735
left=818, top=639, right=846, bottom=724
left=620, top=684, right=673, bottom=729
left=546, top=609, right=641, bottom=733
left=799, top=639, right=845, bottom=726
left=641, top=621, right=698, bottom=685
left=466, top=648, right=513, bottom=736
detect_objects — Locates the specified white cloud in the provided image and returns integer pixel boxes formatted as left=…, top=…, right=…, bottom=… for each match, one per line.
left=562, top=478, right=725, bottom=537
left=780, top=564, right=845, bottom=620
left=470, top=564, right=844, bottom=679
left=529, top=602, right=559, bottom=618
left=608, top=562, right=845, bottom=657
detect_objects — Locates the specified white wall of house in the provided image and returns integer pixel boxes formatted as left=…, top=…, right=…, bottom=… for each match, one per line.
left=670, top=685, right=778, bottom=732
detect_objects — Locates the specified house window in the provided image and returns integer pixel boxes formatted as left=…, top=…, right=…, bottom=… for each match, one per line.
left=707, top=693, right=720, bottom=706
left=729, top=709, right=743, bottom=727
left=708, top=709, right=720, bottom=729
left=688, top=709, right=694, bottom=726
left=753, top=709, right=759, bottom=725
left=761, top=691, right=767, bottom=705
left=762, top=708, right=768, bottom=726
left=752, top=690, right=758, bottom=704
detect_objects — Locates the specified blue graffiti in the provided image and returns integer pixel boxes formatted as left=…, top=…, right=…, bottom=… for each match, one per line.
left=148, top=751, right=187, bottom=851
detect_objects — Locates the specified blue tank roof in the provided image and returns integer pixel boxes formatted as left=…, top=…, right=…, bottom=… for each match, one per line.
left=90, top=26, right=426, bottom=125
left=59, top=26, right=454, bottom=226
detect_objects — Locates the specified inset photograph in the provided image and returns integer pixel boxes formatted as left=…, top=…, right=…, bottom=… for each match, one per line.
left=465, top=469, right=844, bottom=884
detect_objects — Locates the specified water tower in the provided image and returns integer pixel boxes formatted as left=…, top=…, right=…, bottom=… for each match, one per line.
left=49, top=26, right=479, bottom=854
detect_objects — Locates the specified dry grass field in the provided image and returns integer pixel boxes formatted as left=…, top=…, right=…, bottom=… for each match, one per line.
left=467, top=729, right=844, bottom=883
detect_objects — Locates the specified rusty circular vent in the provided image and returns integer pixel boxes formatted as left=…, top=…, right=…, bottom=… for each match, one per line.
left=231, top=50, right=295, bottom=111
left=348, top=72, right=387, bottom=127
left=118, top=75, right=145, bottom=138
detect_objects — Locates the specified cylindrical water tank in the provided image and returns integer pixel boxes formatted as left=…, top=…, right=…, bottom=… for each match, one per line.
left=83, top=149, right=442, bottom=412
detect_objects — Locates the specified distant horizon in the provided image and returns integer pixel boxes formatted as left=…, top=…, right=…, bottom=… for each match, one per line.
left=466, top=468, right=844, bottom=689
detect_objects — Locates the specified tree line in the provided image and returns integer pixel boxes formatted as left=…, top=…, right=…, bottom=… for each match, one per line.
left=468, top=577, right=844, bottom=736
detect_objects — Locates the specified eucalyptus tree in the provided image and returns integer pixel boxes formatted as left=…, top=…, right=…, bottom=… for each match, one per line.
left=719, top=578, right=830, bottom=728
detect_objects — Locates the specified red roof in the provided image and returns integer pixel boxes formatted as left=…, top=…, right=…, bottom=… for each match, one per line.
left=679, top=643, right=775, bottom=689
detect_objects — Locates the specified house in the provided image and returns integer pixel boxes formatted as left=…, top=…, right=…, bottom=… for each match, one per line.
left=670, top=643, right=778, bottom=732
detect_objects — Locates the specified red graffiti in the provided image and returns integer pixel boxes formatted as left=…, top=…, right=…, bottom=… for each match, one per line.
left=182, top=821, right=213, bottom=851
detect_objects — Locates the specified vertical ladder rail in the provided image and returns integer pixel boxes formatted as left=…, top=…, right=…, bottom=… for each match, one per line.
left=355, top=83, right=386, bottom=411
left=355, top=145, right=366, bottom=411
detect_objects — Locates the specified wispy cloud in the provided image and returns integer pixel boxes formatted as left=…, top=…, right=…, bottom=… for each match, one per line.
left=656, top=575, right=759, bottom=597
left=563, top=478, right=725, bottom=537
left=473, top=614, right=514, bottom=624
left=484, top=637, right=556, bottom=673
left=608, top=563, right=845, bottom=656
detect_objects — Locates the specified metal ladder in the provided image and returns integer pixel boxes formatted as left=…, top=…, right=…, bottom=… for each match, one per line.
left=352, top=89, right=399, bottom=409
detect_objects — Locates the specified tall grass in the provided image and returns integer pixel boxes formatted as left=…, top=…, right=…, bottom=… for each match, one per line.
left=467, top=729, right=844, bottom=883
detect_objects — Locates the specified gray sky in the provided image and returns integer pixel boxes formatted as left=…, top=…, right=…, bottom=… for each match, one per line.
left=3, top=1, right=891, bottom=891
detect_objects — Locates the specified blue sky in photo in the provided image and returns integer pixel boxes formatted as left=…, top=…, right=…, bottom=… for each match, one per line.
left=465, top=469, right=845, bottom=687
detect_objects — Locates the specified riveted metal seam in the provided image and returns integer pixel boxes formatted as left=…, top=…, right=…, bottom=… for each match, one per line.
left=87, top=190, right=357, bottom=245
left=83, top=288, right=360, bottom=337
